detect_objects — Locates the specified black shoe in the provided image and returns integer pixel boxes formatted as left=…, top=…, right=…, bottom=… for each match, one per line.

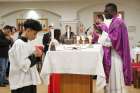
left=0, top=83, right=6, bottom=87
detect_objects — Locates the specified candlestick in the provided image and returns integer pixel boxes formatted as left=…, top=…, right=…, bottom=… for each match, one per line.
left=50, top=24, right=54, bottom=40
left=67, top=27, right=70, bottom=40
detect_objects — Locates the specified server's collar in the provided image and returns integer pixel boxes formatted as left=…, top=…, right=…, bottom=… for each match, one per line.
left=19, top=36, right=28, bottom=42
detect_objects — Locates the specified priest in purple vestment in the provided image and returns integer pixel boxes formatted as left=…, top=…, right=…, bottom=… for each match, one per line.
left=98, top=3, right=132, bottom=93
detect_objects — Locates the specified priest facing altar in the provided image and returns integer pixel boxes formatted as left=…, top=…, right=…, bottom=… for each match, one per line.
left=97, top=3, right=132, bottom=93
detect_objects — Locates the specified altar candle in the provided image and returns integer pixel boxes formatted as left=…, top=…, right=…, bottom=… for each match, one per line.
left=67, top=26, right=70, bottom=39
left=51, top=24, right=54, bottom=39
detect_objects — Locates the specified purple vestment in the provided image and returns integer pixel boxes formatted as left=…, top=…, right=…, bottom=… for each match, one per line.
left=92, top=23, right=108, bottom=43
left=92, top=31, right=99, bottom=43
left=104, top=16, right=132, bottom=85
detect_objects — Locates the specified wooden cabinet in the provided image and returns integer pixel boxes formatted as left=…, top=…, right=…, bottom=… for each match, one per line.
left=60, top=74, right=93, bottom=93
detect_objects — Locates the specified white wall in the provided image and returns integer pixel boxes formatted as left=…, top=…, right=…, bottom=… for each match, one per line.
left=1, top=9, right=61, bottom=28
left=0, top=0, right=139, bottom=46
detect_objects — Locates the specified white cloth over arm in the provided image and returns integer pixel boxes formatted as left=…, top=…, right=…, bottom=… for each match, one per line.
left=98, top=31, right=127, bottom=93
left=98, top=31, right=112, bottom=47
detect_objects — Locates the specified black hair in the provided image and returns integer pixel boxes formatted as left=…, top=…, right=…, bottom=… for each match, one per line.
left=24, top=19, right=42, bottom=32
left=3, top=25, right=12, bottom=32
left=96, top=14, right=104, bottom=21
left=0, top=29, right=2, bottom=32
left=54, top=29, right=61, bottom=42
left=105, top=3, right=117, bottom=12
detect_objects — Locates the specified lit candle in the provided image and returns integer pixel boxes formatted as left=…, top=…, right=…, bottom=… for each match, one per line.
left=51, top=24, right=54, bottom=40
left=67, top=26, right=70, bottom=40
left=88, top=35, right=92, bottom=44
left=81, top=35, right=85, bottom=44
left=76, top=36, right=80, bottom=44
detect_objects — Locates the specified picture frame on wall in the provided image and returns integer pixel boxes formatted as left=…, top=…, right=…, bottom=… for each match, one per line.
left=16, top=19, right=48, bottom=32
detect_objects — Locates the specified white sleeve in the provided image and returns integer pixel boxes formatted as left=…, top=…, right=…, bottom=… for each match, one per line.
left=98, top=31, right=112, bottom=47
left=9, top=43, right=32, bottom=72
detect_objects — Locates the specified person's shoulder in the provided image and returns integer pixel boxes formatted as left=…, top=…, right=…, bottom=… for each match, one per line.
left=71, top=32, right=75, bottom=35
left=114, top=17, right=124, bottom=25
left=14, top=39, right=24, bottom=45
left=43, top=32, right=50, bottom=36
left=43, top=32, right=50, bottom=37
left=0, top=31, right=5, bottom=38
left=99, top=23, right=108, bottom=28
left=10, top=39, right=23, bottom=50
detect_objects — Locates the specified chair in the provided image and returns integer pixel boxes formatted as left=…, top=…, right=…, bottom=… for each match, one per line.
left=132, top=63, right=140, bottom=88
left=136, top=68, right=140, bottom=88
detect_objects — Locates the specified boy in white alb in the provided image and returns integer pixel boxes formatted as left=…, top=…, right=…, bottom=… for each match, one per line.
left=8, top=19, right=42, bottom=93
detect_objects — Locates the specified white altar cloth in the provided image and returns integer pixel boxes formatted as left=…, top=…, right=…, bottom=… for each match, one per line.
left=40, top=44, right=106, bottom=91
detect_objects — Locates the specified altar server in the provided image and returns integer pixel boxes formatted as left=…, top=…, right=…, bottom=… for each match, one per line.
left=8, top=19, right=42, bottom=93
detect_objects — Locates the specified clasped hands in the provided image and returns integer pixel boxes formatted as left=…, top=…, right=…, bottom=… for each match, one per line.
left=34, top=46, right=43, bottom=57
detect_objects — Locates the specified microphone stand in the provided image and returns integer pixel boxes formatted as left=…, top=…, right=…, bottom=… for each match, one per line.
left=85, top=25, right=93, bottom=36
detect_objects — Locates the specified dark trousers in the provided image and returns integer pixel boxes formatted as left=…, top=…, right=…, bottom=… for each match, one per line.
left=0, top=58, right=8, bottom=84
left=11, top=85, right=36, bottom=93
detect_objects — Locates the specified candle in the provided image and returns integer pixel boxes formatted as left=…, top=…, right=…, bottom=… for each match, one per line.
left=87, top=35, right=92, bottom=44
left=67, top=26, right=70, bottom=39
left=81, top=35, right=85, bottom=44
left=50, top=24, right=54, bottom=40
left=76, top=36, right=80, bottom=44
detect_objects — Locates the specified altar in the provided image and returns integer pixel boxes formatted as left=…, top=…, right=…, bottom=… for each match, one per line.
left=40, top=44, right=106, bottom=93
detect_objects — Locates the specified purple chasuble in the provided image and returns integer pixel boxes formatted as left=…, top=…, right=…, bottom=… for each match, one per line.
left=92, top=31, right=99, bottom=43
left=104, top=16, right=132, bottom=85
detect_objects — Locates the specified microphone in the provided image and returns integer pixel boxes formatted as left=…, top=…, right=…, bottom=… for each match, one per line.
left=85, top=27, right=90, bottom=35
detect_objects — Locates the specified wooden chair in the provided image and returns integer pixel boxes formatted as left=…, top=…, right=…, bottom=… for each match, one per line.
left=136, top=68, right=140, bottom=88
left=132, top=63, right=140, bottom=88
